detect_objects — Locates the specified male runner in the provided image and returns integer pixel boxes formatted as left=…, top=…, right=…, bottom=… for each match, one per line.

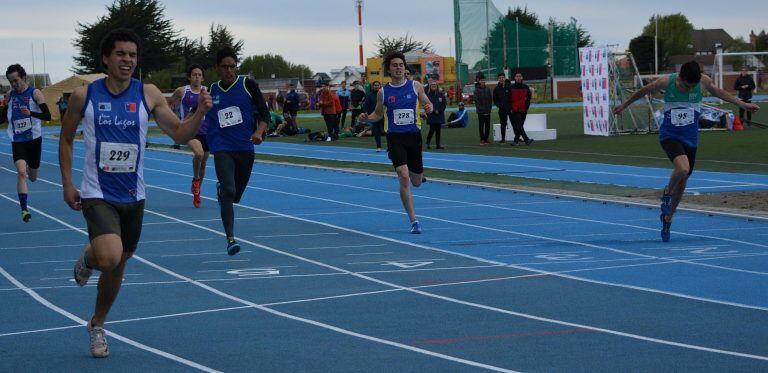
left=359, top=52, right=433, bottom=233
left=1, top=64, right=51, bottom=222
left=60, top=28, right=212, bottom=357
left=206, top=47, right=270, bottom=255
left=614, top=61, right=759, bottom=241
left=167, top=64, right=210, bottom=207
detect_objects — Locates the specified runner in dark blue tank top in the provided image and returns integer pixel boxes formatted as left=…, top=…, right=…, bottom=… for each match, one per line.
left=168, top=64, right=210, bottom=208
left=206, top=47, right=271, bottom=255
left=614, top=61, right=759, bottom=242
left=359, top=52, right=434, bottom=234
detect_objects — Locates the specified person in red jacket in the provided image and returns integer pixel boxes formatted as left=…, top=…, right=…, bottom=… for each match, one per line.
left=318, top=83, right=338, bottom=139
left=508, top=72, right=533, bottom=145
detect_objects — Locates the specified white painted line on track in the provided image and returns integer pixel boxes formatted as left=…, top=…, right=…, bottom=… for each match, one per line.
left=345, top=252, right=393, bottom=256
left=296, top=244, right=387, bottom=251
left=0, top=267, right=220, bottom=372
left=161, top=250, right=254, bottom=258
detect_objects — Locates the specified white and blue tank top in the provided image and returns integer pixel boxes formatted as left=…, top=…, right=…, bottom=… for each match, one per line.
left=80, top=78, right=149, bottom=202
left=6, top=86, right=42, bottom=142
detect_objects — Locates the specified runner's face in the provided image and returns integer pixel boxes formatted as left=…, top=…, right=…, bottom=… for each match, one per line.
left=104, top=41, right=138, bottom=81
left=389, top=58, right=405, bottom=79
left=217, top=57, right=238, bottom=84
left=6, top=72, right=26, bottom=93
left=188, top=68, right=204, bottom=87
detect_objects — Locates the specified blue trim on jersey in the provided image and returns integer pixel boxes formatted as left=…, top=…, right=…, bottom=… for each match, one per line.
left=206, top=76, right=256, bottom=153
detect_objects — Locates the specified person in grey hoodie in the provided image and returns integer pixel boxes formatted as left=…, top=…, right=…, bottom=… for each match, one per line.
left=474, top=73, right=493, bottom=144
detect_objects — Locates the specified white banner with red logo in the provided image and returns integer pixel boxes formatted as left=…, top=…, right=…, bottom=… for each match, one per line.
left=579, top=47, right=610, bottom=136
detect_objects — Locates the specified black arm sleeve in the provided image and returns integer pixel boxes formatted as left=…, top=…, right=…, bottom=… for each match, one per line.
left=244, top=78, right=272, bottom=125
left=0, top=104, right=7, bottom=124
left=30, top=103, right=52, bottom=121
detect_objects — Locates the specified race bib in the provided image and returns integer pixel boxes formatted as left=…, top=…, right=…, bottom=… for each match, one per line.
left=99, top=142, right=138, bottom=173
left=217, top=106, right=243, bottom=128
left=12, top=118, right=32, bottom=134
left=670, top=108, right=694, bottom=127
left=393, top=109, right=415, bottom=126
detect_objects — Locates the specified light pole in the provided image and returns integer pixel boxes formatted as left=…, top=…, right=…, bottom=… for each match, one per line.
left=654, top=14, right=659, bottom=75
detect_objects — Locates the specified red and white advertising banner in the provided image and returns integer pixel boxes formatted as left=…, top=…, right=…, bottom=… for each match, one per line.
left=579, top=47, right=611, bottom=136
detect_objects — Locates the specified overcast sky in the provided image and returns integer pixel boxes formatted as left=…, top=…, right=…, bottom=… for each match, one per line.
left=1, top=0, right=766, bottom=83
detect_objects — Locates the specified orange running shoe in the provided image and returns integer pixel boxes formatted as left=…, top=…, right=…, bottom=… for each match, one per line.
left=191, top=179, right=201, bottom=208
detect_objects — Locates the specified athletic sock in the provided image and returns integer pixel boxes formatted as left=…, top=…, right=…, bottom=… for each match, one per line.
left=18, top=193, right=28, bottom=211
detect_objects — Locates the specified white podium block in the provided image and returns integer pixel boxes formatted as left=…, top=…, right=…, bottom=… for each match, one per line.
left=492, top=113, right=556, bottom=141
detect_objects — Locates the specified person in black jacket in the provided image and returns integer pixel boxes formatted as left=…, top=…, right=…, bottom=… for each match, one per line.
left=493, top=72, right=511, bottom=143
left=364, top=81, right=384, bottom=151
left=425, top=80, right=447, bottom=149
left=734, top=67, right=756, bottom=124
left=508, top=72, right=533, bottom=145
left=474, top=73, right=493, bottom=145
left=350, top=80, right=366, bottom=129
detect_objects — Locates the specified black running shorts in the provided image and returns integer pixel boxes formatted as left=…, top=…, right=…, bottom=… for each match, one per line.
left=386, top=132, right=423, bottom=174
left=11, top=137, right=42, bottom=169
left=191, top=134, right=209, bottom=153
left=82, top=199, right=145, bottom=253
left=660, top=139, right=697, bottom=175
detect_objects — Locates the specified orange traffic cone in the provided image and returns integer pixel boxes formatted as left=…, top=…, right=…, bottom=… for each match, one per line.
left=733, top=117, right=744, bottom=131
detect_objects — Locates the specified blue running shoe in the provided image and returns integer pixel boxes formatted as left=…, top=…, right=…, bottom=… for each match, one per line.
left=660, top=194, right=672, bottom=216
left=660, top=213, right=671, bottom=242
left=226, top=240, right=241, bottom=256
left=410, top=221, right=422, bottom=234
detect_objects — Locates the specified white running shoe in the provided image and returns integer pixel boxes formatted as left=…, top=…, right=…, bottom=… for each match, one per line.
left=87, top=323, right=109, bottom=358
left=73, top=249, right=93, bottom=287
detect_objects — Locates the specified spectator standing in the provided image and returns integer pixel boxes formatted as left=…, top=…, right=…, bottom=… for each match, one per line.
left=493, top=72, right=511, bottom=143
left=285, top=83, right=300, bottom=120
left=350, top=80, right=366, bottom=128
left=508, top=72, right=533, bottom=145
left=318, top=83, right=338, bottom=139
left=474, top=73, right=493, bottom=145
left=364, top=81, right=383, bottom=151
left=425, top=81, right=446, bottom=149
left=734, top=67, right=756, bottom=124
left=337, top=81, right=351, bottom=129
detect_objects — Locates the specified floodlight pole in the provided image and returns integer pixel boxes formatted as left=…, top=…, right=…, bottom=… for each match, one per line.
left=654, top=14, right=659, bottom=75
left=357, top=0, right=364, bottom=67
left=516, top=17, right=520, bottom=68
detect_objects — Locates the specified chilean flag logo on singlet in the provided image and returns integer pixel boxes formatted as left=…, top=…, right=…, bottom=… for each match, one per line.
left=389, top=96, right=396, bottom=103
left=125, top=102, right=137, bottom=113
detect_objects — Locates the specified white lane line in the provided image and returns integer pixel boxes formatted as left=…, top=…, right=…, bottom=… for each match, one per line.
left=687, top=227, right=767, bottom=232
left=1, top=243, right=83, bottom=251
left=202, top=259, right=250, bottom=264
left=21, top=259, right=77, bottom=265
left=296, top=244, right=388, bottom=251
left=135, top=165, right=768, bottom=310
left=347, top=259, right=446, bottom=265
left=566, top=232, right=649, bottom=238
left=0, top=267, right=219, bottom=372
left=0, top=228, right=79, bottom=236
left=40, top=274, right=144, bottom=281
left=161, top=250, right=254, bottom=258
left=197, top=265, right=298, bottom=273
left=345, top=252, right=393, bottom=256
left=9, top=153, right=767, bottom=311
left=252, top=232, right=340, bottom=238
left=138, top=191, right=768, bottom=362
left=497, top=251, right=593, bottom=257
left=0, top=184, right=515, bottom=372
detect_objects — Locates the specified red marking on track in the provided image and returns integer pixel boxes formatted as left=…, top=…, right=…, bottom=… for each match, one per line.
left=413, top=328, right=592, bottom=345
